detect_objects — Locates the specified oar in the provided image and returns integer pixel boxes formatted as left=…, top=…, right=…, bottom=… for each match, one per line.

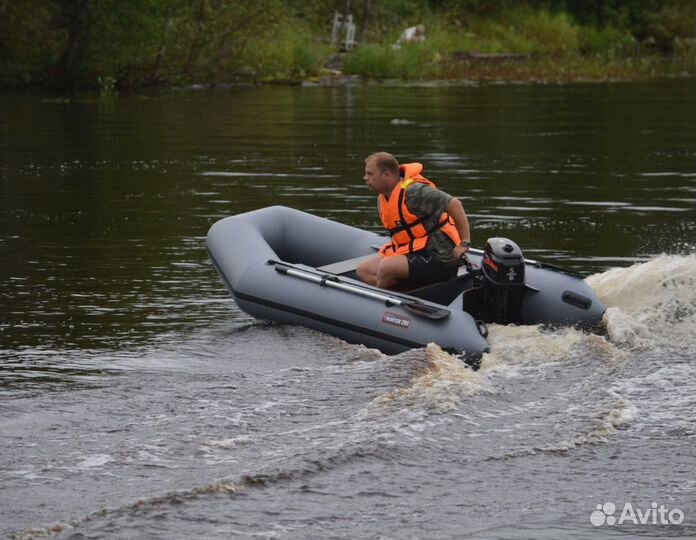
left=269, top=260, right=451, bottom=320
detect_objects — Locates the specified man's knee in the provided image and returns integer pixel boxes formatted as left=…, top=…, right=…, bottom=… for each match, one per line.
left=376, top=256, right=409, bottom=289
left=356, top=261, right=369, bottom=282
left=356, top=256, right=380, bottom=285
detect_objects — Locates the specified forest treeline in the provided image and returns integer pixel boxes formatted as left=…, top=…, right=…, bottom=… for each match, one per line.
left=1, top=0, right=694, bottom=92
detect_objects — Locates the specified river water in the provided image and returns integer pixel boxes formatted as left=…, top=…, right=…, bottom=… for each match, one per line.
left=1, top=79, right=695, bottom=539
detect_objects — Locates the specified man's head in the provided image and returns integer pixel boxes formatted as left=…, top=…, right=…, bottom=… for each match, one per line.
left=364, top=152, right=400, bottom=195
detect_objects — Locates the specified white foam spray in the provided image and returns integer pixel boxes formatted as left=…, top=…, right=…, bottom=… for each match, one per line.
left=374, top=343, right=490, bottom=412
left=587, top=254, right=696, bottom=348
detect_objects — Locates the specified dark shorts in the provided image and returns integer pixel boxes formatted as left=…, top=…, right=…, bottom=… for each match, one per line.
left=405, top=249, right=458, bottom=288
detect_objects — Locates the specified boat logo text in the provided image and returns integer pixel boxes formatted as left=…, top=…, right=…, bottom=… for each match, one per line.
left=382, top=311, right=411, bottom=328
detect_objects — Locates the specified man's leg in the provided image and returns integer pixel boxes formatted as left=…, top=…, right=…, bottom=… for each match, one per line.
left=356, top=254, right=410, bottom=289
left=356, top=254, right=381, bottom=286
left=375, top=255, right=409, bottom=289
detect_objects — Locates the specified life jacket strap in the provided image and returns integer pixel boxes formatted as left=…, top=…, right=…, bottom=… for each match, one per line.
left=424, top=215, right=451, bottom=236
left=387, top=215, right=427, bottom=236
left=389, top=213, right=452, bottom=238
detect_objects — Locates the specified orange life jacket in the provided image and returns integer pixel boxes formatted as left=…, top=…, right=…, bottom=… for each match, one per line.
left=378, top=163, right=461, bottom=257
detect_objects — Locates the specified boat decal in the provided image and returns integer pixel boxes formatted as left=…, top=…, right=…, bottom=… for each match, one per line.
left=232, top=290, right=424, bottom=349
left=382, top=311, right=411, bottom=329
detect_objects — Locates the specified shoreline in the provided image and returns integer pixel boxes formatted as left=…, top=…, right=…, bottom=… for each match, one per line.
left=307, top=52, right=696, bottom=87
left=163, top=54, right=696, bottom=91
left=181, top=52, right=696, bottom=90
left=4, top=56, right=694, bottom=99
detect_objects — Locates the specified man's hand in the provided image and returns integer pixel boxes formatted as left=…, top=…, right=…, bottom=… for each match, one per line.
left=453, top=243, right=470, bottom=262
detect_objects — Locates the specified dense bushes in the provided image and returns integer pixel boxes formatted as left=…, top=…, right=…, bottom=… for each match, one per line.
left=344, top=2, right=695, bottom=81
left=0, top=0, right=322, bottom=90
left=0, top=0, right=693, bottom=91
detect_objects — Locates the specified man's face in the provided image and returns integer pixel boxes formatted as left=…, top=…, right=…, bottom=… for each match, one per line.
left=363, top=158, right=390, bottom=194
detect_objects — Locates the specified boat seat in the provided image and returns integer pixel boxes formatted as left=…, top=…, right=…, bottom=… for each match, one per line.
left=407, top=273, right=474, bottom=305
left=317, top=253, right=375, bottom=275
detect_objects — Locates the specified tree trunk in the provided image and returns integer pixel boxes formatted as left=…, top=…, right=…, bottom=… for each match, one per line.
left=361, top=0, right=371, bottom=41
left=53, top=0, right=92, bottom=92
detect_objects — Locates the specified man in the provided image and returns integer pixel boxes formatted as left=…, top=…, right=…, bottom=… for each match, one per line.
left=356, top=152, right=471, bottom=289
left=398, top=24, right=426, bottom=45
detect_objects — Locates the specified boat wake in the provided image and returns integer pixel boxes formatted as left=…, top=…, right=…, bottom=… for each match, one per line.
left=373, top=343, right=492, bottom=412
left=477, top=253, right=696, bottom=369
left=371, top=254, right=696, bottom=461
left=11, top=481, right=245, bottom=540
left=10, top=255, right=695, bottom=540
left=587, top=253, right=696, bottom=348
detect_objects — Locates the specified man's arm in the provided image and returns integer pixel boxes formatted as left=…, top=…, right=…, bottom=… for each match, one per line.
left=447, top=198, right=471, bottom=260
left=405, top=183, right=471, bottom=251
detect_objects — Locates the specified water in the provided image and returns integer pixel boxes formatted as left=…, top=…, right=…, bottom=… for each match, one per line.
left=1, top=79, right=695, bottom=539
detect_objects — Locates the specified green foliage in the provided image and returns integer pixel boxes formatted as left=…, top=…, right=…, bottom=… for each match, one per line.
left=343, top=41, right=442, bottom=80
left=0, top=0, right=288, bottom=90
left=435, top=8, right=581, bottom=55
left=159, top=0, right=286, bottom=84
left=380, top=0, right=431, bottom=23
left=515, top=10, right=579, bottom=54
left=0, top=0, right=694, bottom=90
left=0, top=0, right=60, bottom=86
left=439, top=0, right=516, bottom=17
left=0, top=0, right=178, bottom=89
left=579, top=25, right=636, bottom=56
left=237, top=19, right=332, bottom=82
left=541, top=0, right=695, bottom=52
left=644, top=0, right=696, bottom=52
left=342, top=45, right=401, bottom=79
left=82, top=0, right=173, bottom=86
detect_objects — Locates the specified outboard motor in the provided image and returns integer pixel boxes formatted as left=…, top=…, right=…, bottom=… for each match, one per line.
left=482, top=237, right=525, bottom=286
left=463, top=237, right=527, bottom=325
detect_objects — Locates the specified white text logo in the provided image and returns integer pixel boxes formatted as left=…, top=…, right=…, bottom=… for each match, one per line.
left=590, top=502, right=685, bottom=527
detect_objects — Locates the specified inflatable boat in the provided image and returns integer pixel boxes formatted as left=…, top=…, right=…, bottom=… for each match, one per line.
left=206, top=206, right=605, bottom=364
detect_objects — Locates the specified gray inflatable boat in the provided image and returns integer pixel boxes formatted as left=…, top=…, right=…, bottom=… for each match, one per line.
left=207, top=206, right=605, bottom=364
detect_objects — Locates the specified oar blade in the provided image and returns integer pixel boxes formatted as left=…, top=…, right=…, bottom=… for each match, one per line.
left=400, top=300, right=450, bottom=320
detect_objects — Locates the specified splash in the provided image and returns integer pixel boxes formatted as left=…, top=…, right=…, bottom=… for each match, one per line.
left=374, top=343, right=490, bottom=412
left=485, top=324, right=582, bottom=366
left=482, top=323, right=622, bottom=369
left=587, top=254, right=696, bottom=347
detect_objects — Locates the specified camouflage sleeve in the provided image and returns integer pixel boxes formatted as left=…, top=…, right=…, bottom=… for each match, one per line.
left=404, top=183, right=452, bottom=219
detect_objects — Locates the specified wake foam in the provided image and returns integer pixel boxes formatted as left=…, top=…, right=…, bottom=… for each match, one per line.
left=373, top=343, right=491, bottom=412
left=482, top=323, right=623, bottom=370
left=485, top=390, right=639, bottom=461
left=586, top=254, right=696, bottom=348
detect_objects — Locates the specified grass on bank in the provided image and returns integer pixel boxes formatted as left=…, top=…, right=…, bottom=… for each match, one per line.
left=340, top=9, right=696, bottom=82
left=235, top=19, right=333, bottom=83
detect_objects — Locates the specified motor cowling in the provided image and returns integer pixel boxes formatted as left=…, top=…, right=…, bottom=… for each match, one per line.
left=463, top=238, right=527, bottom=325
left=482, top=238, right=525, bottom=287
